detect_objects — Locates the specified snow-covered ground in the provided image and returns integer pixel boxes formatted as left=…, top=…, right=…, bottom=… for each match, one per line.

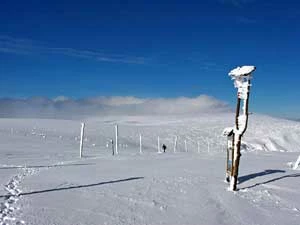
left=0, top=113, right=300, bottom=225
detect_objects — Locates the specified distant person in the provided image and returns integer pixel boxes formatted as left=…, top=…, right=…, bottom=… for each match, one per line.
left=162, top=144, right=167, bottom=153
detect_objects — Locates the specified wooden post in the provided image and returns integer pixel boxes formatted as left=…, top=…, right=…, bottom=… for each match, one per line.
left=111, top=139, right=114, bottom=156
left=207, top=139, right=210, bottom=153
left=226, top=141, right=230, bottom=182
left=235, top=97, right=241, bottom=130
left=115, top=125, right=118, bottom=155
left=157, top=136, right=160, bottom=153
left=231, top=135, right=242, bottom=190
left=139, top=134, right=142, bottom=154
left=174, top=136, right=177, bottom=153
left=231, top=96, right=241, bottom=184
left=231, top=135, right=235, bottom=177
left=230, top=80, right=251, bottom=191
left=80, top=123, right=85, bottom=158
left=197, top=141, right=200, bottom=153
left=184, top=140, right=187, bottom=152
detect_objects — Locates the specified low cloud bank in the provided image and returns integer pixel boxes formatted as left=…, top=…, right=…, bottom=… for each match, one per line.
left=0, top=95, right=230, bottom=119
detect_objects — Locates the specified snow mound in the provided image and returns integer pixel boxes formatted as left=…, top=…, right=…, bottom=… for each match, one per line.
left=244, top=115, right=300, bottom=152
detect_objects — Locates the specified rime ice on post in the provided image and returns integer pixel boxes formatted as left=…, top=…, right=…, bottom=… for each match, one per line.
left=293, top=155, right=300, bottom=170
left=223, top=127, right=234, bottom=183
left=227, top=65, right=256, bottom=191
left=80, top=123, right=85, bottom=158
left=139, top=134, right=142, bottom=154
left=115, top=125, right=119, bottom=155
left=174, top=136, right=178, bottom=153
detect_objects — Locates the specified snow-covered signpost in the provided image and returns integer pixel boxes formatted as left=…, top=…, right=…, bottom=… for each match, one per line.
left=227, top=65, right=256, bottom=191
left=80, top=122, right=85, bottom=158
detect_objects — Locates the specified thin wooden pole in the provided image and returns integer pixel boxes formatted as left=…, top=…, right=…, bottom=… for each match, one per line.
left=157, top=136, right=160, bottom=153
left=226, top=140, right=230, bottom=182
left=111, top=139, right=115, bottom=156
left=174, top=136, right=177, bottom=153
left=115, top=125, right=118, bottom=155
left=80, top=123, right=85, bottom=158
left=139, top=134, right=142, bottom=154
left=206, top=138, right=210, bottom=153
left=231, top=135, right=235, bottom=177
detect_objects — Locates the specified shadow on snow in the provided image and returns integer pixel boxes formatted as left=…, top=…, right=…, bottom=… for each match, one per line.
left=238, top=169, right=286, bottom=184
left=0, top=177, right=144, bottom=199
left=240, top=173, right=300, bottom=190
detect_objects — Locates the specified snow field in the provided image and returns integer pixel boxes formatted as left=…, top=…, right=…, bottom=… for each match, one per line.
left=0, top=114, right=300, bottom=224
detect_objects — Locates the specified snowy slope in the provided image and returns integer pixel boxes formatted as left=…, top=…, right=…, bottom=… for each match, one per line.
left=0, top=113, right=300, bottom=225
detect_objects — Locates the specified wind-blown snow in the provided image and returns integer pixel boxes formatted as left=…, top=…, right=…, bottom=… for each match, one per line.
left=0, top=114, right=299, bottom=225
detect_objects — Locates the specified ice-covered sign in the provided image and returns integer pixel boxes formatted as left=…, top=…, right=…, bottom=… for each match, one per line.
left=229, top=66, right=256, bottom=78
left=228, top=65, right=255, bottom=95
left=223, top=127, right=233, bottom=137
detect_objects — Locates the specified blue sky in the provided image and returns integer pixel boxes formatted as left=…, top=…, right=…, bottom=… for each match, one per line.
left=0, top=0, right=300, bottom=118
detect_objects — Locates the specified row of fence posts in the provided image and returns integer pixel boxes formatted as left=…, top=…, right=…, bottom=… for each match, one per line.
left=79, top=123, right=216, bottom=158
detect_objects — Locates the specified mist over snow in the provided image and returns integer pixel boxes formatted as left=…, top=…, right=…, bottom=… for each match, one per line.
left=0, top=95, right=230, bottom=119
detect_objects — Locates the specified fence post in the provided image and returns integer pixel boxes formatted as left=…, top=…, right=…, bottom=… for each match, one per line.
left=139, top=134, right=142, bottom=154
left=115, top=125, right=118, bottom=155
left=197, top=141, right=200, bottom=153
left=174, top=136, right=177, bottom=153
left=207, top=139, right=210, bottom=153
left=157, top=136, right=161, bottom=153
left=111, top=139, right=114, bottom=156
left=184, top=140, right=188, bottom=152
left=80, top=122, right=85, bottom=158
left=293, top=155, right=300, bottom=170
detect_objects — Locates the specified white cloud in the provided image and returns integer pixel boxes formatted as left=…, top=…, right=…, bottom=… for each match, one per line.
left=0, top=95, right=230, bottom=119
left=53, top=96, right=71, bottom=102
left=0, top=35, right=146, bottom=64
left=82, top=96, right=146, bottom=106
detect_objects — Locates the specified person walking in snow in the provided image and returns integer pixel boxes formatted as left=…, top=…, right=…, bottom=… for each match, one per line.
left=162, top=144, right=167, bottom=153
